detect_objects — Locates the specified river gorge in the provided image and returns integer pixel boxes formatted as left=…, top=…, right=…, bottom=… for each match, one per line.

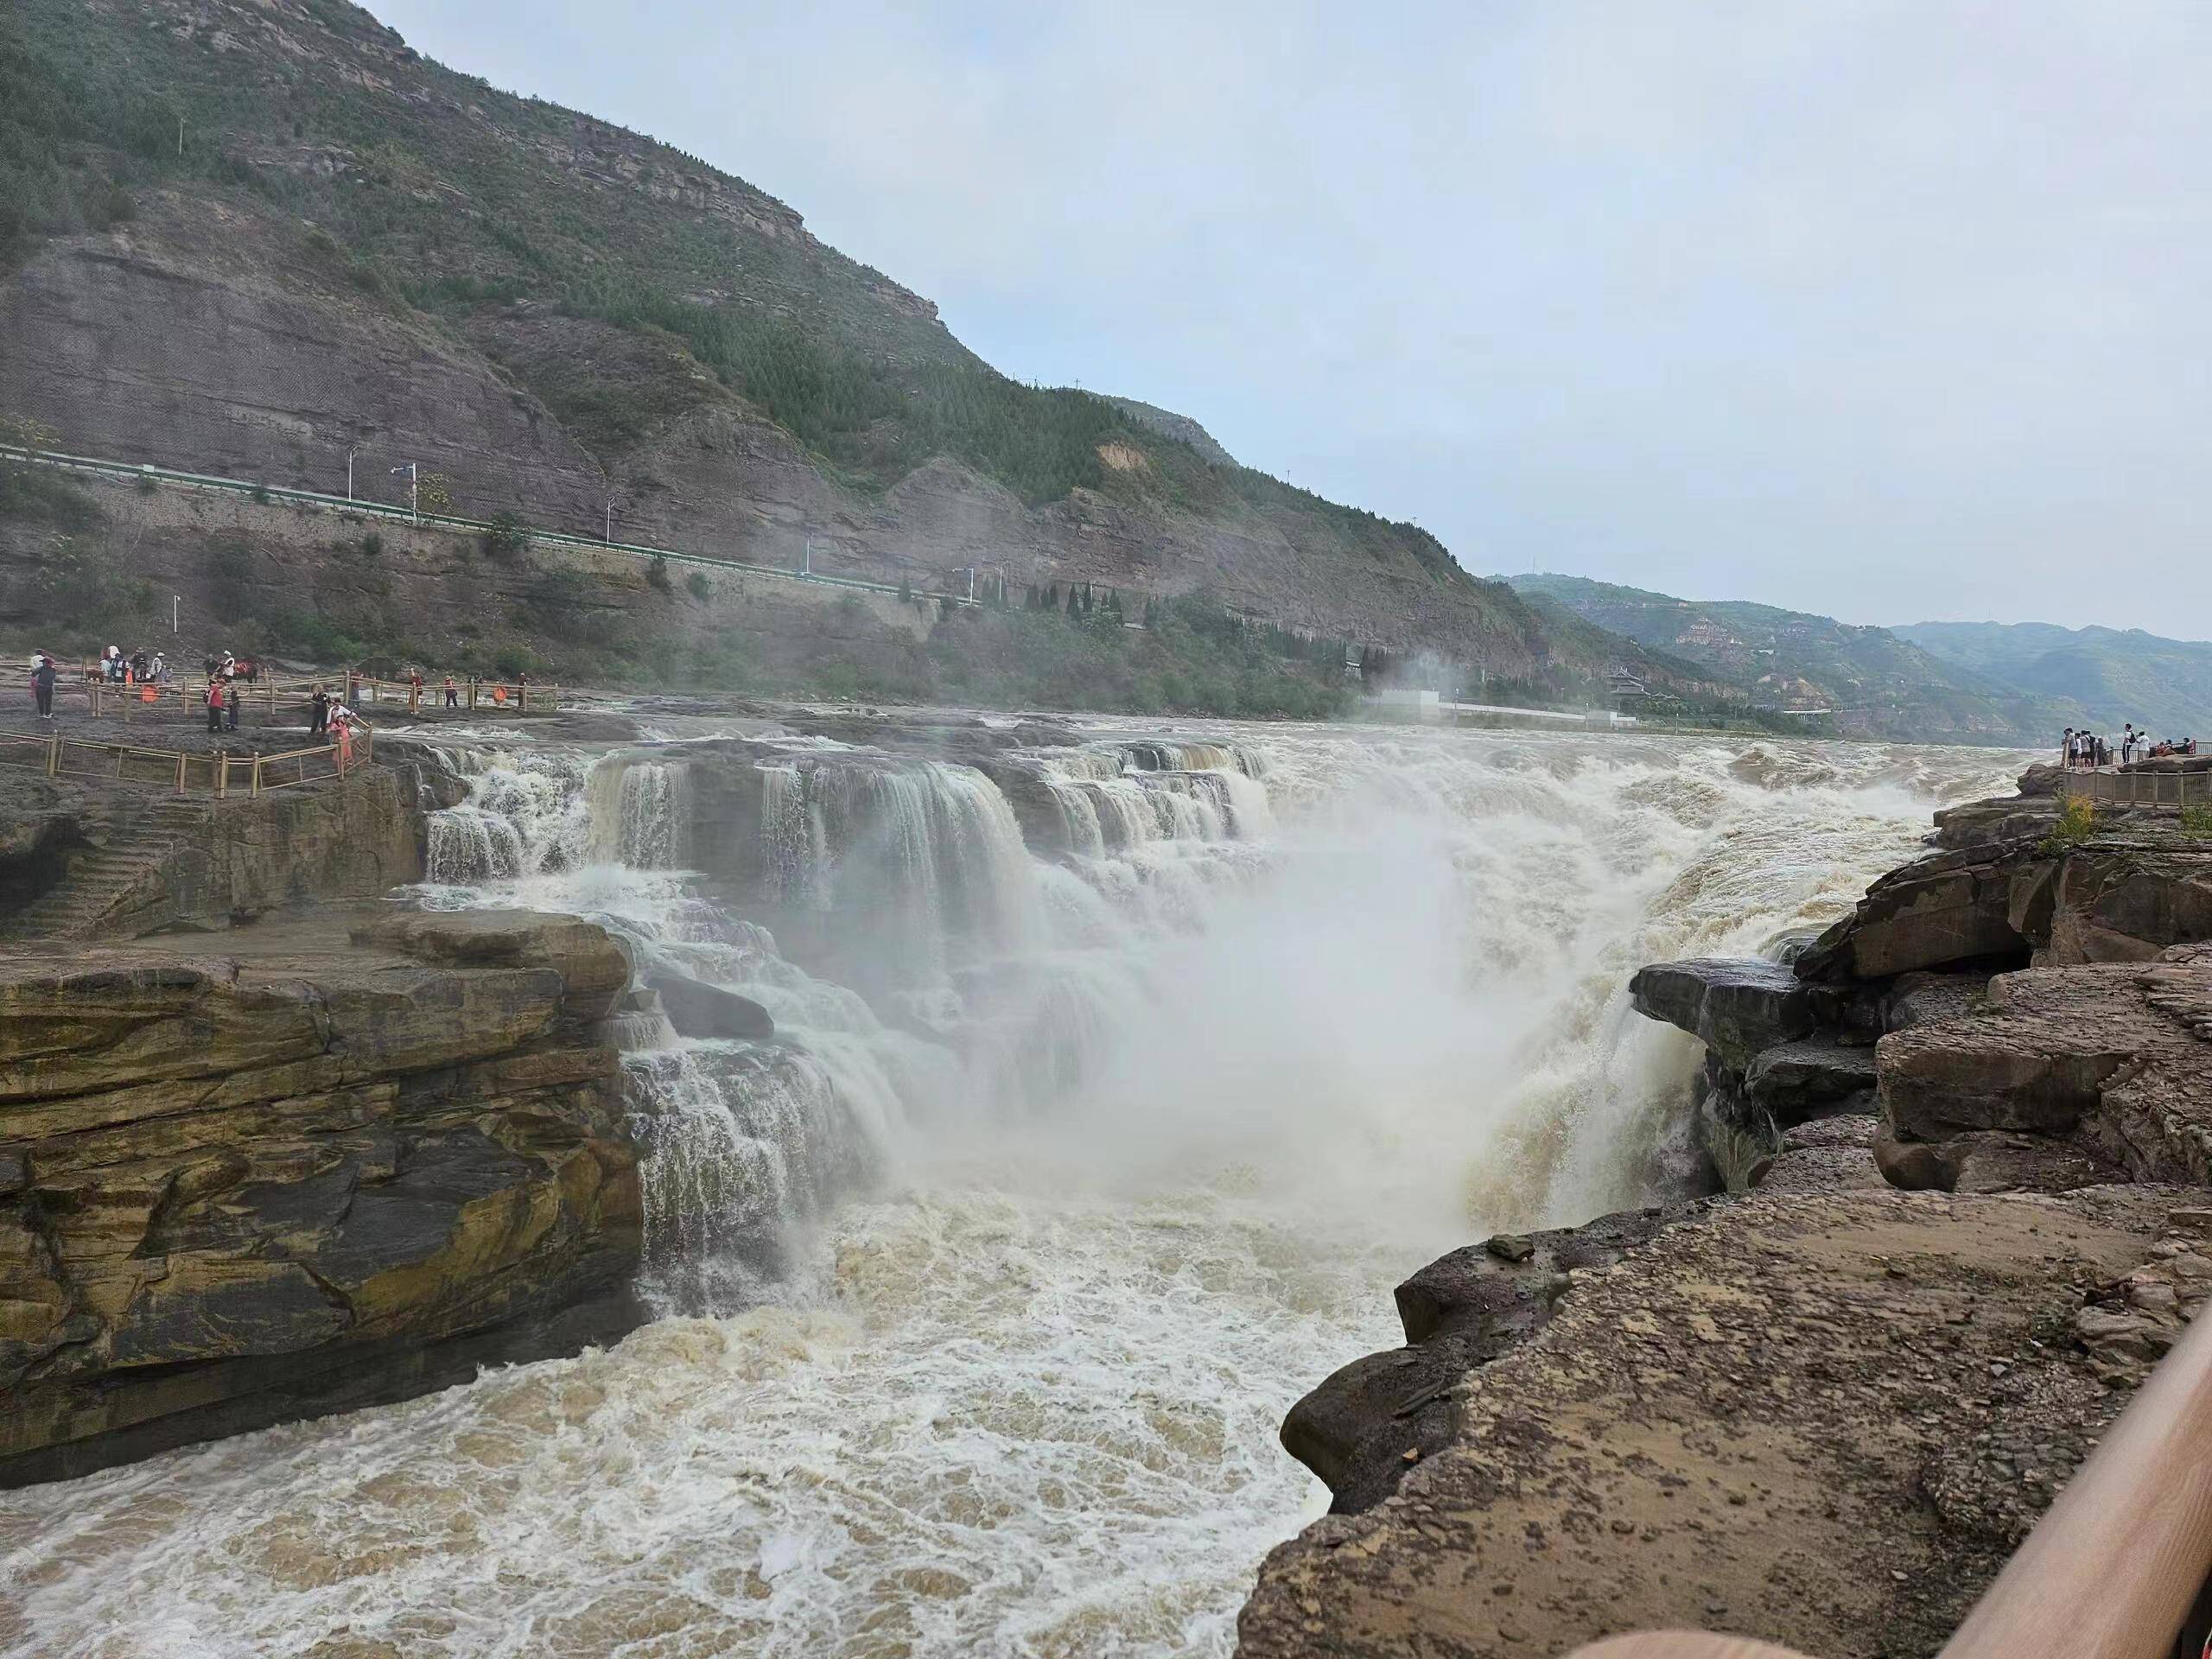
left=0, top=718, right=2025, bottom=1657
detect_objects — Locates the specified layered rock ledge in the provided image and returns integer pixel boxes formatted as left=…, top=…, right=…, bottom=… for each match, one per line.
left=0, top=909, right=642, bottom=1486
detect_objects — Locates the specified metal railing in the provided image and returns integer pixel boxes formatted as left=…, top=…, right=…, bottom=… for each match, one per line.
left=2062, top=768, right=2212, bottom=807
left=0, top=726, right=373, bottom=797
left=0, top=441, right=987, bottom=610
left=1566, top=1306, right=2212, bottom=1659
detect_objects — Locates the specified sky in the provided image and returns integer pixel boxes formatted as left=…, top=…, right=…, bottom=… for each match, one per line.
left=375, top=1, right=2209, bottom=631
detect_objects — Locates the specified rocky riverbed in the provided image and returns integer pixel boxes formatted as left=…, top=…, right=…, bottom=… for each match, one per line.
left=1240, top=763, right=2212, bottom=1656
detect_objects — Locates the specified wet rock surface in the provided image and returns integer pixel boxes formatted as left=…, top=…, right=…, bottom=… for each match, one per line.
left=1628, top=958, right=1811, bottom=1071
left=0, top=910, right=642, bottom=1486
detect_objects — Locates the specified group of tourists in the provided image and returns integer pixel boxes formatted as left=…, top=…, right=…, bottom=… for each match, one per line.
left=2063, top=725, right=2200, bottom=769
left=92, top=645, right=170, bottom=685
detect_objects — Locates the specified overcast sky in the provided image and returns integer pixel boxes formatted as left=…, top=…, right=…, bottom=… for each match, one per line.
left=377, top=1, right=2208, bottom=632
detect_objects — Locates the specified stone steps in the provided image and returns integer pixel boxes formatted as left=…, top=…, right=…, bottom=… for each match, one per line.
left=4, top=807, right=213, bottom=939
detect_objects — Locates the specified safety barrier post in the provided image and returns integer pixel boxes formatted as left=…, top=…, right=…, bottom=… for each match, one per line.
left=251, top=753, right=262, bottom=798
left=216, top=753, right=227, bottom=800
left=174, top=753, right=185, bottom=795
left=47, top=731, right=60, bottom=777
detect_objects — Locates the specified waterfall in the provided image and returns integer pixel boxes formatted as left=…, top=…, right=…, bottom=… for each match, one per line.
left=12, top=723, right=2035, bottom=1659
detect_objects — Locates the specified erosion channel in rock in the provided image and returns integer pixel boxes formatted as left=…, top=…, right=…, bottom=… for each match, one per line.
left=0, top=721, right=2019, bottom=1658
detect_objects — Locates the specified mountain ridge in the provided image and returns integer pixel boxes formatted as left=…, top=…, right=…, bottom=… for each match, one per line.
left=1507, top=573, right=2085, bottom=745
left=0, top=0, right=1683, bottom=704
left=1893, top=620, right=2212, bottom=741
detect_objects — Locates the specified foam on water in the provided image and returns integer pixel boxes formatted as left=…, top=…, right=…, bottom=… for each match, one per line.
left=0, top=724, right=2024, bottom=1658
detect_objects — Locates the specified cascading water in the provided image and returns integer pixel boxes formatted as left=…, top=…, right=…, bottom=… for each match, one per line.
left=0, top=721, right=2025, bottom=1659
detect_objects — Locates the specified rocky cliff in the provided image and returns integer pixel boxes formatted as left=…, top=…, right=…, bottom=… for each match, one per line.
left=0, top=762, right=423, bottom=940
left=0, top=908, right=642, bottom=1486
left=1241, top=769, right=2212, bottom=1656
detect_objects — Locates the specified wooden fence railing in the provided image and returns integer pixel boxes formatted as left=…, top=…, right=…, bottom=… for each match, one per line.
left=2063, top=768, right=2212, bottom=807
left=1566, top=1306, right=2212, bottom=1659
left=0, top=726, right=374, bottom=798
left=57, top=675, right=559, bottom=720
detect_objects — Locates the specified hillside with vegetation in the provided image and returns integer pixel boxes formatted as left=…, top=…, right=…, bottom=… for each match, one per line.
left=1508, top=574, right=2084, bottom=745
left=0, top=0, right=1675, bottom=702
left=1895, top=621, right=2212, bottom=744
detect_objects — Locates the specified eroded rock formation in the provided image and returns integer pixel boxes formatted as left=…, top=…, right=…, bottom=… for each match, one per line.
left=0, top=909, right=642, bottom=1485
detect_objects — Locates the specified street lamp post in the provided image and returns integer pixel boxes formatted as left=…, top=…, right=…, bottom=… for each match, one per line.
left=391, top=461, right=417, bottom=525
left=346, top=446, right=359, bottom=502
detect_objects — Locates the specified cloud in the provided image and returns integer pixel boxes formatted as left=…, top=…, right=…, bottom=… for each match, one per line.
left=378, top=0, right=2212, bottom=632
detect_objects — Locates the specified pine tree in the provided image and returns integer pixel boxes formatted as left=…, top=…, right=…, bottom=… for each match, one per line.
left=1065, top=586, right=1081, bottom=619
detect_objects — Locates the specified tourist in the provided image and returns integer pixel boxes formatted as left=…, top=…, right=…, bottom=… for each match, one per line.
left=205, top=679, right=225, bottom=734
left=2122, top=725, right=2136, bottom=766
left=442, top=673, right=458, bottom=709
left=310, top=686, right=330, bottom=735
left=224, top=680, right=240, bottom=733
left=31, top=652, right=54, bottom=720
left=151, top=652, right=168, bottom=686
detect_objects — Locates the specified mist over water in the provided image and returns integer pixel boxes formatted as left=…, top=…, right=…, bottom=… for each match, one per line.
left=0, top=722, right=2021, bottom=1659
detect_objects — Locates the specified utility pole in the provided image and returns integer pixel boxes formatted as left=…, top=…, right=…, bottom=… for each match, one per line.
left=171, top=595, right=181, bottom=635
left=346, top=446, right=359, bottom=502
left=801, top=537, right=811, bottom=576
left=966, top=566, right=976, bottom=605
left=604, top=496, right=613, bottom=543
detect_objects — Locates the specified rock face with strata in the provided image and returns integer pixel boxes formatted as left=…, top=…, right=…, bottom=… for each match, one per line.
left=0, top=910, right=642, bottom=1486
left=0, top=769, right=421, bottom=940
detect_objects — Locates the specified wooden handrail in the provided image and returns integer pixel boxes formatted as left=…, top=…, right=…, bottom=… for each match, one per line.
left=0, top=728, right=369, bottom=797
left=1939, top=1306, right=2212, bottom=1659
left=1566, top=1309, right=2212, bottom=1659
left=1570, top=1639, right=1813, bottom=1659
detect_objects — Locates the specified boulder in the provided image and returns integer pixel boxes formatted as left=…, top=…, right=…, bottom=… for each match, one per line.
left=349, top=908, right=632, bottom=1022
left=1796, top=846, right=2031, bottom=981
left=1875, top=950, right=2212, bottom=1192
left=644, top=969, right=774, bottom=1041
left=1629, top=958, right=1813, bottom=1071
left=1281, top=1210, right=1678, bottom=1515
left=1744, top=1035, right=1879, bottom=1123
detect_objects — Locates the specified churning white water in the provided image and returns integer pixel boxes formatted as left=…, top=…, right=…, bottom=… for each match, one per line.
left=0, top=724, right=2022, bottom=1659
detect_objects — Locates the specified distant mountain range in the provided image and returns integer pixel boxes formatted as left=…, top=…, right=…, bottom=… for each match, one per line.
left=1893, top=622, right=2212, bottom=743
left=1506, top=574, right=2087, bottom=747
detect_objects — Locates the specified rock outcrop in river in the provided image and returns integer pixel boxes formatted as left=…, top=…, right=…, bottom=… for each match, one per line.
left=0, top=909, right=640, bottom=1486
